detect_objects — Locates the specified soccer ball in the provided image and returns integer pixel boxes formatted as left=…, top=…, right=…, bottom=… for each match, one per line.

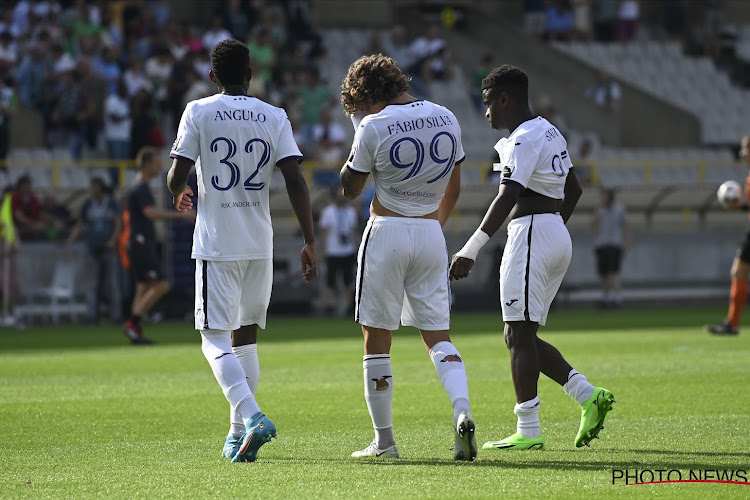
left=717, top=180, right=743, bottom=208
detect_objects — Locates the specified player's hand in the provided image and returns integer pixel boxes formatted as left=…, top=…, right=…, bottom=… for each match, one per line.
left=173, top=186, right=194, bottom=212
left=449, top=254, right=475, bottom=281
left=301, top=242, right=318, bottom=282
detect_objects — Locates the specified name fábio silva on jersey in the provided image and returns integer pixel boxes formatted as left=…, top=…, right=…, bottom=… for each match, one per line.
left=386, top=115, right=453, bottom=136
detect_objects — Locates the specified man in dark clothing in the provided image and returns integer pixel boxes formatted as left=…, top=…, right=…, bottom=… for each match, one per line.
left=123, top=147, right=194, bottom=344
left=66, top=178, right=122, bottom=323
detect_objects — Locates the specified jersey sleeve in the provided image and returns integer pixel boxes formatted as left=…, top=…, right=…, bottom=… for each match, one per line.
left=170, top=102, right=200, bottom=164
left=275, top=113, right=303, bottom=165
left=498, top=139, right=540, bottom=188
left=345, top=120, right=377, bottom=174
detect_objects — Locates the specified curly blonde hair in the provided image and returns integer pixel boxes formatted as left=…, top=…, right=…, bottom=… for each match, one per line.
left=340, top=54, right=410, bottom=115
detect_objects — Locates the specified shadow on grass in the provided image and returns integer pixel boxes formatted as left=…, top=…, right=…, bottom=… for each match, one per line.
left=0, top=305, right=726, bottom=353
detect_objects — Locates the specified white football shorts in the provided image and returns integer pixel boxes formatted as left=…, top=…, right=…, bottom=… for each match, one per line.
left=355, top=216, right=450, bottom=331
left=195, top=259, right=273, bottom=331
left=500, top=213, right=571, bottom=326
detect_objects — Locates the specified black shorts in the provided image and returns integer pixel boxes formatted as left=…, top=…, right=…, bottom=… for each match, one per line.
left=326, top=254, right=356, bottom=288
left=128, top=240, right=163, bottom=283
left=595, top=245, right=622, bottom=276
left=738, top=231, right=750, bottom=264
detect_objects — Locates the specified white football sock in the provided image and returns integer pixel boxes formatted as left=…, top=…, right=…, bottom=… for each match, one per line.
left=363, top=354, right=395, bottom=448
left=227, top=343, right=260, bottom=437
left=563, top=369, right=596, bottom=406
left=514, top=396, right=541, bottom=438
left=429, top=341, right=472, bottom=424
left=201, top=330, right=261, bottom=429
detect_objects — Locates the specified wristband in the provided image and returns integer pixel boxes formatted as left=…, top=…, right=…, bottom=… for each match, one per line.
left=455, top=229, right=490, bottom=261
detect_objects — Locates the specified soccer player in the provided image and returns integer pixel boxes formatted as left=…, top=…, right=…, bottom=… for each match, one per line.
left=340, top=54, right=476, bottom=461
left=167, top=39, right=318, bottom=463
left=124, top=147, right=195, bottom=345
left=705, top=133, right=750, bottom=335
left=449, top=65, right=615, bottom=451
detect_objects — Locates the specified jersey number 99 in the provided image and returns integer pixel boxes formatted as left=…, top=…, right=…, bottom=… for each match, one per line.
left=389, top=132, right=457, bottom=183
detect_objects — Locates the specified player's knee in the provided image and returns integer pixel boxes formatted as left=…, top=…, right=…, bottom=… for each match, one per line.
left=504, top=327, right=531, bottom=350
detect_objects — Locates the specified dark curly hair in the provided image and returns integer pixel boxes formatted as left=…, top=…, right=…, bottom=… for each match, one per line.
left=341, top=54, right=410, bottom=115
left=481, top=65, right=528, bottom=104
left=210, top=39, right=250, bottom=87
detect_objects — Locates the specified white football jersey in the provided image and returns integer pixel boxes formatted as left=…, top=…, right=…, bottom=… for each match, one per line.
left=346, top=100, right=465, bottom=216
left=170, top=94, right=302, bottom=261
left=493, top=116, right=573, bottom=199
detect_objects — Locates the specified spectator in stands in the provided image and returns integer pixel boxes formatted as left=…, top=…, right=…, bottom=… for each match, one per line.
left=129, top=89, right=164, bottom=158
left=182, top=69, right=211, bottom=108
left=247, top=29, right=276, bottom=88
left=383, top=25, right=413, bottom=71
left=183, top=24, right=204, bottom=55
left=523, top=0, right=547, bottom=37
left=616, top=0, right=639, bottom=41
left=0, top=31, right=17, bottom=78
left=202, top=15, right=232, bottom=50
left=544, top=1, right=575, bottom=42
left=312, top=106, right=347, bottom=164
left=703, top=0, right=724, bottom=58
left=422, top=46, right=453, bottom=83
left=409, top=25, right=445, bottom=71
left=586, top=71, right=621, bottom=111
left=15, top=43, right=48, bottom=111
left=663, top=0, right=686, bottom=40
left=592, top=188, right=630, bottom=309
left=225, top=0, right=250, bottom=43
left=319, top=187, right=359, bottom=316
left=123, top=55, right=151, bottom=97
left=471, top=53, right=493, bottom=112
left=572, top=0, right=592, bottom=40
left=573, top=138, right=593, bottom=185
left=65, top=177, right=122, bottom=323
left=145, top=43, right=173, bottom=115
left=0, top=76, right=16, bottom=165
left=94, top=45, right=122, bottom=96
left=50, top=41, right=75, bottom=75
left=298, top=67, right=332, bottom=151
left=593, top=0, right=618, bottom=42
left=73, top=58, right=107, bottom=159
left=12, top=175, right=48, bottom=241
left=104, top=79, right=131, bottom=184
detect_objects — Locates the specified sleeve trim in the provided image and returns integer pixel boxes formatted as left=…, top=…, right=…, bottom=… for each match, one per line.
left=169, top=153, right=196, bottom=164
left=455, top=155, right=466, bottom=165
left=275, top=155, right=304, bottom=166
left=346, top=165, right=370, bottom=175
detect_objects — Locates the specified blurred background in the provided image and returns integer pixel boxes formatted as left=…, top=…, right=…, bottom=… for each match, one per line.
left=1, top=0, right=750, bottom=328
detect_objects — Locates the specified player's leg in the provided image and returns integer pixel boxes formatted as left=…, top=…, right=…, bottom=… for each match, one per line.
left=706, top=239, right=750, bottom=334
left=351, top=219, right=405, bottom=459
left=132, top=280, right=170, bottom=317
left=229, top=259, right=275, bottom=462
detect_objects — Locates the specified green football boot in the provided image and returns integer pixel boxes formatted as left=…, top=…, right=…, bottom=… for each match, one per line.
left=482, top=432, right=546, bottom=451
left=575, top=387, right=616, bottom=448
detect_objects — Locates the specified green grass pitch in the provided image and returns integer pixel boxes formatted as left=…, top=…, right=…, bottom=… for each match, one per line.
left=1, top=306, right=749, bottom=499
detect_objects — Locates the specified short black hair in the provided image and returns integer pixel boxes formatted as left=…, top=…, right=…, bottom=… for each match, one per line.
left=210, top=39, right=250, bottom=86
left=481, top=65, right=528, bottom=104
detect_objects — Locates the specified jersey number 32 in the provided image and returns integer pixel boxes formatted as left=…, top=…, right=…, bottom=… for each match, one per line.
left=210, top=137, right=271, bottom=191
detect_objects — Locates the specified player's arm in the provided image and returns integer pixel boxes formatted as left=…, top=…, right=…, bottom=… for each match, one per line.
left=167, top=157, right=195, bottom=212
left=449, top=181, right=523, bottom=281
left=561, top=168, right=582, bottom=223
left=278, top=157, right=318, bottom=282
left=438, top=163, right=461, bottom=226
left=340, top=167, right=369, bottom=200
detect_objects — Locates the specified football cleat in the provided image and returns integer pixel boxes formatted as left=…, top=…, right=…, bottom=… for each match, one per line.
left=221, top=433, right=244, bottom=460
left=231, top=413, right=277, bottom=463
left=575, top=387, right=616, bottom=448
left=483, top=432, right=546, bottom=451
left=351, top=441, right=400, bottom=459
left=123, top=321, right=154, bottom=345
left=705, top=320, right=739, bottom=336
left=454, top=411, right=477, bottom=461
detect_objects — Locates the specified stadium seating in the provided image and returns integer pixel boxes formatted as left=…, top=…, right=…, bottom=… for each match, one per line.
left=552, top=40, right=750, bottom=144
